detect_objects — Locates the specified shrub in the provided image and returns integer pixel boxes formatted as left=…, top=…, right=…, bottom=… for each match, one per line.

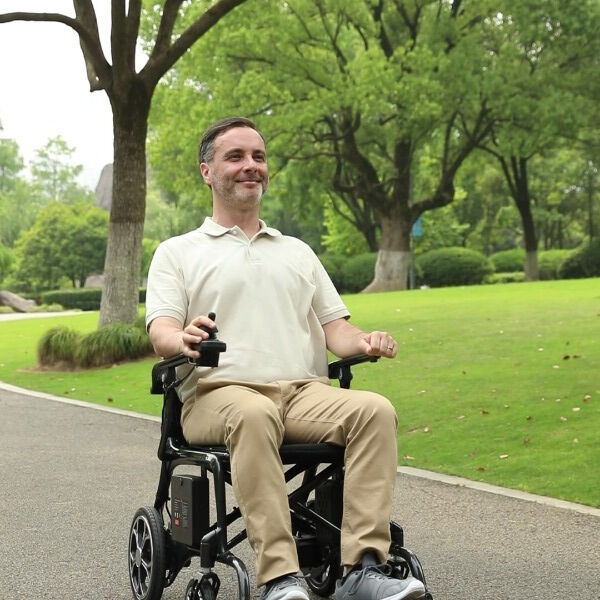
left=417, top=247, right=493, bottom=287
left=486, top=272, right=525, bottom=284
left=319, top=253, right=346, bottom=292
left=41, top=287, right=147, bottom=311
left=74, top=322, right=153, bottom=367
left=37, top=326, right=83, bottom=367
left=558, top=239, right=600, bottom=279
left=489, top=248, right=525, bottom=273
left=538, top=250, right=572, bottom=280
left=340, top=252, right=377, bottom=293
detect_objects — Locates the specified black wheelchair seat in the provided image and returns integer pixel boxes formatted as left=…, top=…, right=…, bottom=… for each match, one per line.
left=128, top=353, right=432, bottom=600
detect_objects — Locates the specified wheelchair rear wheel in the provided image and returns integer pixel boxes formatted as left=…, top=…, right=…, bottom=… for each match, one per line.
left=128, top=506, right=167, bottom=600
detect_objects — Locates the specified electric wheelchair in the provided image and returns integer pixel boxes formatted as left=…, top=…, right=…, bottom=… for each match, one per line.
left=128, top=319, right=433, bottom=600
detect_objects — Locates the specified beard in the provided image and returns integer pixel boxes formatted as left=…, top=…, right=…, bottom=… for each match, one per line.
left=211, top=172, right=268, bottom=208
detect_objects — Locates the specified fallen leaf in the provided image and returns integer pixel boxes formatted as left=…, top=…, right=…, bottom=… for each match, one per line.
left=107, top=397, right=113, bottom=402
left=499, top=454, right=509, bottom=459
left=553, top=365, right=560, bottom=369
left=457, top=415, right=465, bottom=420
left=526, top=415, right=533, bottom=421
left=523, top=437, right=530, bottom=445
left=573, top=438, right=579, bottom=444
left=583, top=394, right=591, bottom=401
left=476, top=467, right=485, bottom=472
left=423, top=427, right=430, bottom=433
left=403, top=455, right=415, bottom=460
left=481, top=409, right=489, bottom=415
left=572, top=407, right=581, bottom=412
left=560, top=416, right=568, bottom=422
left=563, top=355, right=571, bottom=360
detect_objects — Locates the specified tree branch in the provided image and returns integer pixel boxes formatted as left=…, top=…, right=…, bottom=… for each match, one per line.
left=140, top=0, right=246, bottom=88
left=0, top=9, right=111, bottom=91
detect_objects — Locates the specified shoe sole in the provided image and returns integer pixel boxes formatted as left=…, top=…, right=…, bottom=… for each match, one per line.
left=276, top=591, right=309, bottom=600
left=381, top=580, right=426, bottom=600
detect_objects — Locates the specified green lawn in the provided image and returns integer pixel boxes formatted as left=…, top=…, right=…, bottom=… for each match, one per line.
left=1, top=279, right=599, bottom=507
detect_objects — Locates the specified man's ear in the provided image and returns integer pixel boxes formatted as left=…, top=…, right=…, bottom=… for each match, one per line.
left=199, top=162, right=212, bottom=185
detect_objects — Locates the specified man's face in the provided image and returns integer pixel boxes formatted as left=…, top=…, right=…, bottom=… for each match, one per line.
left=200, top=126, right=269, bottom=209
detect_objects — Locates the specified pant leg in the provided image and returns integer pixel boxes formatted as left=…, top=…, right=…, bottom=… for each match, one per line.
left=181, top=379, right=299, bottom=586
left=281, top=379, right=398, bottom=568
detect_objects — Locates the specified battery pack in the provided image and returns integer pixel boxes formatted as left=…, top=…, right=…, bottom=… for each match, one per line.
left=171, top=474, right=210, bottom=547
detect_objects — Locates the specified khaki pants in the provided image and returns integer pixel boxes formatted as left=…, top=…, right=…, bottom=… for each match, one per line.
left=181, top=377, right=398, bottom=586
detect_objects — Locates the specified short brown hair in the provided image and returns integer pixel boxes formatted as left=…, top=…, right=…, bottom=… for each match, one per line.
left=198, top=117, right=265, bottom=164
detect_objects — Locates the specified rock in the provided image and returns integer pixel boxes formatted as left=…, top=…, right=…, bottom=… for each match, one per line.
left=0, top=290, right=37, bottom=313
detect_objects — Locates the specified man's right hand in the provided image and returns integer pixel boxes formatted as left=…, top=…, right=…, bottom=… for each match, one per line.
left=148, top=314, right=216, bottom=359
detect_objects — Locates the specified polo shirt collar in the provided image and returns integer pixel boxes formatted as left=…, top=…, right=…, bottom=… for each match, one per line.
left=199, top=217, right=281, bottom=238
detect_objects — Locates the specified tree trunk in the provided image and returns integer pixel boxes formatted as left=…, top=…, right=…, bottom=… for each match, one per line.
left=511, top=158, right=539, bottom=281
left=98, top=86, right=150, bottom=326
left=363, top=211, right=411, bottom=292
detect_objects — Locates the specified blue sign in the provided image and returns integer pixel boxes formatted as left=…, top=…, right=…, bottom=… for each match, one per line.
left=411, top=216, right=423, bottom=237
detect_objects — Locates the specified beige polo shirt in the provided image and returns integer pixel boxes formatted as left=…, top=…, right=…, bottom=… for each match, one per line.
left=146, top=217, right=350, bottom=403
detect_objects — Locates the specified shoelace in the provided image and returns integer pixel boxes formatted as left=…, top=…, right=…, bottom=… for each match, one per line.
left=347, top=563, right=395, bottom=595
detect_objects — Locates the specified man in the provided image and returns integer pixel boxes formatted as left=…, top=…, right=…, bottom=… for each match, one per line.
left=146, top=117, right=426, bottom=600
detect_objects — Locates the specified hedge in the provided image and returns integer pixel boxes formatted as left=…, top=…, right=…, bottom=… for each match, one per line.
left=558, top=239, right=600, bottom=279
left=41, top=287, right=147, bottom=310
left=417, top=247, right=493, bottom=287
left=489, top=248, right=525, bottom=273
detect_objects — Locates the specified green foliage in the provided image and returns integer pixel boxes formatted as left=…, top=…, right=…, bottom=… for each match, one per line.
left=11, top=202, right=108, bottom=291
left=36, top=318, right=152, bottom=369
left=417, top=247, right=493, bottom=287
left=30, top=136, right=92, bottom=204
left=489, top=248, right=525, bottom=273
left=41, top=288, right=103, bottom=311
left=321, top=203, right=372, bottom=256
left=319, top=253, right=346, bottom=293
left=74, top=323, right=153, bottom=367
left=538, top=249, right=572, bottom=280
left=558, top=239, right=600, bottom=279
left=41, top=288, right=147, bottom=311
left=0, top=241, right=13, bottom=282
left=486, top=271, right=525, bottom=284
left=341, top=253, right=377, bottom=293
left=37, top=326, right=83, bottom=366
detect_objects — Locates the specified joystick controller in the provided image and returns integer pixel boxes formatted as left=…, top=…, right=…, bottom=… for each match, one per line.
left=190, top=312, right=227, bottom=367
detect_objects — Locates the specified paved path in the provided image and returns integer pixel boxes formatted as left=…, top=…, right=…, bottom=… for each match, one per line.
left=1, top=388, right=599, bottom=600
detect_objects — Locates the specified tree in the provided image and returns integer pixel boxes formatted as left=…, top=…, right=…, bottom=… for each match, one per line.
left=1, top=0, right=248, bottom=324
left=0, top=136, right=46, bottom=247
left=146, top=0, right=495, bottom=291
left=0, top=136, right=24, bottom=192
left=30, top=136, right=91, bottom=203
left=11, top=202, right=108, bottom=291
left=476, top=0, right=600, bottom=279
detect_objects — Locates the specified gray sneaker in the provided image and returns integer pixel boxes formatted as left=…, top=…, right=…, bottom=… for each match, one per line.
left=334, top=560, right=425, bottom=600
left=261, top=575, right=309, bottom=600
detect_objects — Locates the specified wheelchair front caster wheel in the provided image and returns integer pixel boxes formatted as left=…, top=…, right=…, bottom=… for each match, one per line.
left=128, top=506, right=167, bottom=600
left=304, top=560, right=342, bottom=597
left=185, top=572, right=221, bottom=600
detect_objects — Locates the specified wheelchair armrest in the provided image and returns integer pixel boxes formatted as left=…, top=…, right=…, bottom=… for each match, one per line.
left=328, top=354, right=379, bottom=389
left=150, top=353, right=189, bottom=394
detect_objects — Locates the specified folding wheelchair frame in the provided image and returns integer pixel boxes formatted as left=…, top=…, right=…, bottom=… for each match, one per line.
left=128, top=353, right=433, bottom=600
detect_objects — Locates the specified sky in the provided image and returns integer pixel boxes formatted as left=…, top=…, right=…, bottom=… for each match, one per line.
left=0, top=1, right=114, bottom=190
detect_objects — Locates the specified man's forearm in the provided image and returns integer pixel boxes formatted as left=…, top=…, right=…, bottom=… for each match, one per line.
left=148, top=317, right=185, bottom=358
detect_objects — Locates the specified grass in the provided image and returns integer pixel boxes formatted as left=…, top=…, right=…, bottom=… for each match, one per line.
left=0, top=279, right=599, bottom=507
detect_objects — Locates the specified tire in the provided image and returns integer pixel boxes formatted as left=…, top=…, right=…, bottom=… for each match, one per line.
left=128, top=506, right=167, bottom=600
left=304, top=558, right=342, bottom=597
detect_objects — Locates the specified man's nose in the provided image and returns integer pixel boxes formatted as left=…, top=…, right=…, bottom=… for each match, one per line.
left=241, top=154, right=259, bottom=169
